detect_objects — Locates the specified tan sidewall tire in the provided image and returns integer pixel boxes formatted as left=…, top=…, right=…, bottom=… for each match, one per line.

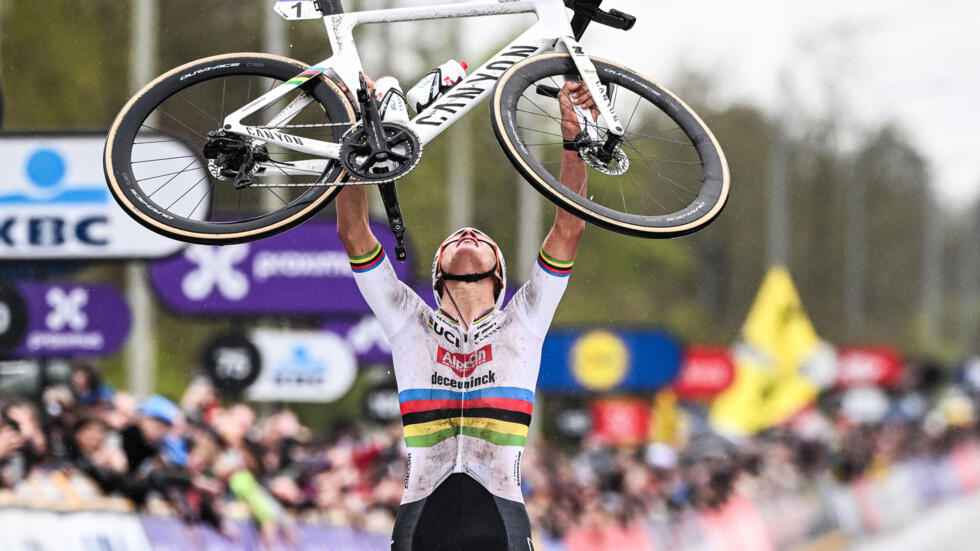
left=104, top=53, right=355, bottom=244
left=491, top=53, right=730, bottom=238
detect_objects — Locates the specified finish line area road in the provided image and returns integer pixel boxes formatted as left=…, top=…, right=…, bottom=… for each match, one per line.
left=847, top=492, right=980, bottom=551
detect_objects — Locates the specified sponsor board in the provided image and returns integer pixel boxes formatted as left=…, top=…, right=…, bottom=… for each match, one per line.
left=538, top=329, right=682, bottom=392
left=12, top=282, right=130, bottom=358
left=0, top=133, right=189, bottom=259
left=246, top=329, right=356, bottom=403
left=151, top=221, right=411, bottom=315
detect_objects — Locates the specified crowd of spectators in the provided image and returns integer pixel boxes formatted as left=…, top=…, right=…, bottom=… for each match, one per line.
left=2, top=362, right=980, bottom=547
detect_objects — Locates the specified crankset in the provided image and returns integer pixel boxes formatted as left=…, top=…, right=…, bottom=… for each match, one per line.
left=343, top=73, right=421, bottom=261
left=339, top=122, right=421, bottom=182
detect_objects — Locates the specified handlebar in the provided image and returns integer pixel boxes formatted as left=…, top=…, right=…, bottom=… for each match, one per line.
left=563, top=0, right=636, bottom=40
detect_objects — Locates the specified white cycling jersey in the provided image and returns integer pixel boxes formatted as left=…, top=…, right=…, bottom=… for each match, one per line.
left=349, top=242, right=572, bottom=504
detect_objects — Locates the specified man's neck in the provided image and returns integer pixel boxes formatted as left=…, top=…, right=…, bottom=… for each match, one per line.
left=441, top=281, right=495, bottom=326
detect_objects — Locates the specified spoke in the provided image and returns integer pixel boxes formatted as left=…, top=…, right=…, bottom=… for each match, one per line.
left=187, top=185, right=212, bottom=219
left=136, top=166, right=205, bottom=183
left=252, top=176, right=289, bottom=205
left=626, top=172, right=667, bottom=213
left=132, top=154, right=199, bottom=164
left=139, top=123, right=202, bottom=146
left=134, top=136, right=203, bottom=146
left=179, top=93, right=220, bottom=125
left=146, top=158, right=201, bottom=197
left=220, top=78, right=227, bottom=120
left=621, top=143, right=699, bottom=197
left=624, top=95, right=642, bottom=132
left=166, top=174, right=208, bottom=210
left=517, top=126, right=565, bottom=139
left=155, top=107, right=208, bottom=141
left=624, top=130, right=695, bottom=147
left=619, top=180, right=628, bottom=215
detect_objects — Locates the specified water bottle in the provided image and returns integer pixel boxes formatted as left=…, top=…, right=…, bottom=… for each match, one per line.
left=373, top=75, right=410, bottom=124
left=405, top=60, right=468, bottom=113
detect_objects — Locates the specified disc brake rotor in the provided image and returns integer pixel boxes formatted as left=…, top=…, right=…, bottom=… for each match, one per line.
left=580, top=145, right=630, bottom=176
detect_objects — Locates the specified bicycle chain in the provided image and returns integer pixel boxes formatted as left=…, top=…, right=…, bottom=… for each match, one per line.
left=248, top=122, right=422, bottom=187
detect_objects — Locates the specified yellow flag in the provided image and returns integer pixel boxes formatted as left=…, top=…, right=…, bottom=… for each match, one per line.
left=710, top=266, right=822, bottom=435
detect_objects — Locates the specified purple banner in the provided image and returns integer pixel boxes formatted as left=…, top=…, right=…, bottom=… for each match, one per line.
left=149, top=221, right=412, bottom=315
left=13, top=282, right=130, bottom=358
left=140, top=515, right=388, bottom=550
left=322, top=315, right=392, bottom=365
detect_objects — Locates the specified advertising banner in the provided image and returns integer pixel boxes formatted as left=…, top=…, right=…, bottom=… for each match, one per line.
left=0, top=133, right=188, bottom=259
left=589, top=397, right=650, bottom=446
left=246, top=329, right=357, bottom=403
left=673, top=346, right=735, bottom=401
left=150, top=221, right=411, bottom=315
left=0, top=509, right=151, bottom=550
left=835, top=346, right=904, bottom=389
left=538, top=329, right=682, bottom=392
left=322, top=315, right=392, bottom=365
left=12, top=282, right=131, bottom=358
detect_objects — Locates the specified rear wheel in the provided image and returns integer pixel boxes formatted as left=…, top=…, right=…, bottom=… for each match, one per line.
left=104, top=53, right=356, bottom=244
left=491, top=54, right=730, bottom=238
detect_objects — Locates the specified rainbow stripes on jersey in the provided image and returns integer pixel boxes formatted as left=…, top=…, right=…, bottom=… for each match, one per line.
left=399, top=387, right=534, bottom=448
left=349, top=243, right=385, bottom=273
left=537, top=249, right=574, bottom=277
left=473, top=307, right=495, bottom=325
left=286, top=67, right=325, bottom=86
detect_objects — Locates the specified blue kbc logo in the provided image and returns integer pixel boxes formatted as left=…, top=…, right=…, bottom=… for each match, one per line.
left=0, top=148, right=107, bottom=205
left=0, top=147, right=110, bottom=248
left=274, top=345, right=328, bottom=385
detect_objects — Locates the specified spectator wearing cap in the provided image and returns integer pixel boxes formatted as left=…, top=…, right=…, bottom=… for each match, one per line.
left=122, top=395, right=180, bottom=475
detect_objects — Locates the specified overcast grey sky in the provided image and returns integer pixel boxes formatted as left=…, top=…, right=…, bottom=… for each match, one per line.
left=459, top=0, right=980, bottom=209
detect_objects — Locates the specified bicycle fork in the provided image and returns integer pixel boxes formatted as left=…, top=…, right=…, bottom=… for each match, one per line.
left=559, top=36, right=625, bottom=164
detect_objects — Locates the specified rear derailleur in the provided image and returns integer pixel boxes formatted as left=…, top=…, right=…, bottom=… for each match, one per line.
left=202, top=130, right=268, bottom=189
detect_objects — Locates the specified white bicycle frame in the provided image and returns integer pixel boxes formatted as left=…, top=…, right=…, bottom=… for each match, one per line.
left=222, top=0, right=625, bottom=176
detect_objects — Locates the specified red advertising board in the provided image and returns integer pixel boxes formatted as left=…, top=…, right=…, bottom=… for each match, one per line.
left=589, top=398, right=650, bottom=446
left=673, top=346, right=735, bottom=401
left=835, top=346, right=904, bottom=389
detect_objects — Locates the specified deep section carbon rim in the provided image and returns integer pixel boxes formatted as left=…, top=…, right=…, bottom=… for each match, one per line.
left=492, top=55, right=729, bottom=237
left=105, top=55, right=354, bottom=244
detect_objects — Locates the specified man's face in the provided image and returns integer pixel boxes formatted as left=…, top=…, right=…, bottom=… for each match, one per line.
left=438, top=229, right=498, bottom=277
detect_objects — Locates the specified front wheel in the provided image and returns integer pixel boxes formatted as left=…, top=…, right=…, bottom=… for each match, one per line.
left=104, top=53, right=356, bottom=245
left=491, top=54, right=730, bottom=238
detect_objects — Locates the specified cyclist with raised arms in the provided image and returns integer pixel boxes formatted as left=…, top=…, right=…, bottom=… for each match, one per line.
left=337, top=81, right=597, bottom=551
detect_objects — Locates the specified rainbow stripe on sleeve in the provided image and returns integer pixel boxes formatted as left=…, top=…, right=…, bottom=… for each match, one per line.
left=349, top=243, right=386, bottom=273
left=398, top=387, right=535, bottom=448
left=537, top=249, right=574, bottom=277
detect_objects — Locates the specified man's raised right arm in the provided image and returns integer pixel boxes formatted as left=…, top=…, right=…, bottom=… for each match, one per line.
left=336, top=186, right=379, bottom=256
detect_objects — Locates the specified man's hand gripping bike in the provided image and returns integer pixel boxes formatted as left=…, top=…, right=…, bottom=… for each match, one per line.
left=103, top=0, right=730, bottom=257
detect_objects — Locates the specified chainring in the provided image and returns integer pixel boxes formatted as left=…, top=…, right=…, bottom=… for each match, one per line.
left=339, top=123, right=422, bottom=183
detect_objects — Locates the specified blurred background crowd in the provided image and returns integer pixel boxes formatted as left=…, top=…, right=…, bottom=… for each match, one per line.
left=4, top=357, right=980, bottom=549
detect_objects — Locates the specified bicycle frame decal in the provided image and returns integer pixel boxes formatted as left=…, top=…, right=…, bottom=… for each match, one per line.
left=286, top=67, right=327, bottom=85
left=222, top=0, right=622, bottom=160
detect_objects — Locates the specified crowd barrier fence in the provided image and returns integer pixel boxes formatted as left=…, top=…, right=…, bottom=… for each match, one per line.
left=2, top=444, right=980, bottom=550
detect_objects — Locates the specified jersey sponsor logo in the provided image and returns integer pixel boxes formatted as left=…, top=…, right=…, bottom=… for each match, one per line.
left=437, top=344, right=492, bottom=377
left=404, top=453, right=411, bottom=489
left=428, top=316, right=462, bottom=348
left=472, top=320, right=500, bottom=345
left=430, top=369, right=496, bottom=390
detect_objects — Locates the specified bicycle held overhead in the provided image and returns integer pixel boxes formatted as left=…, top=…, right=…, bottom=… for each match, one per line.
left=103, top=0, right=730, bottom=252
